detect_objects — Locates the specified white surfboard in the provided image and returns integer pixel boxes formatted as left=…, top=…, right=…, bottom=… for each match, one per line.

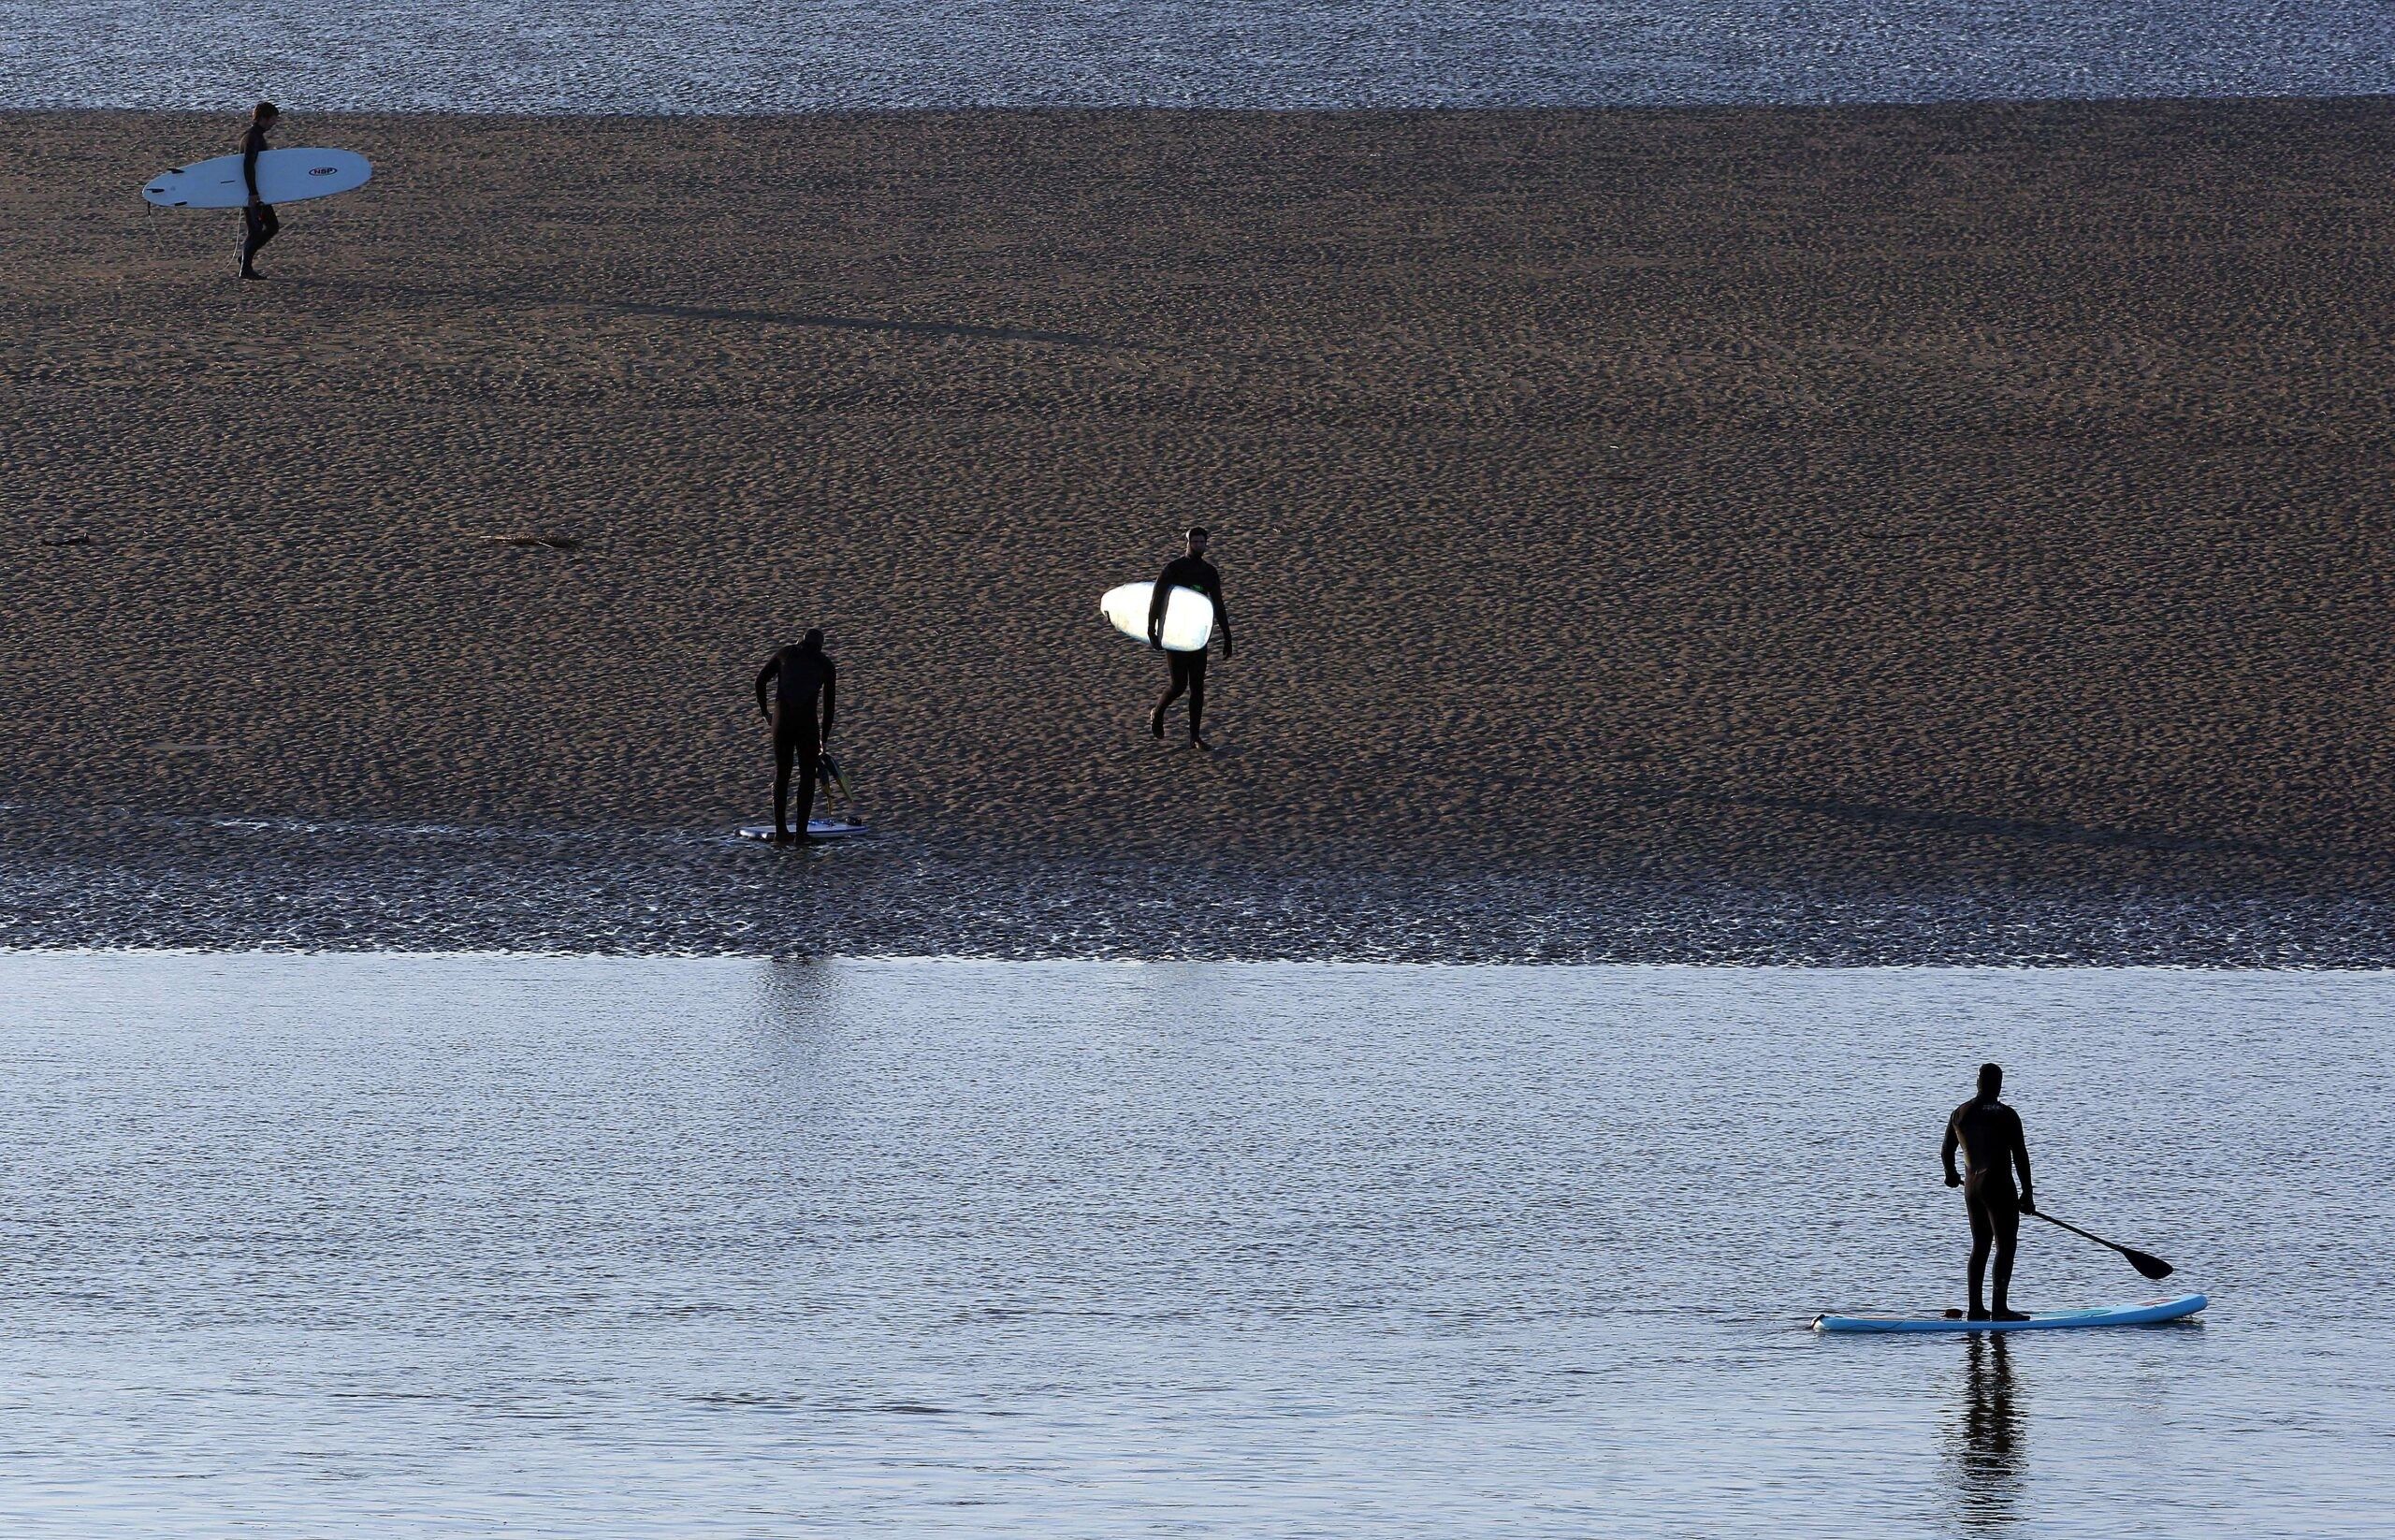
left=736, top=819, right=872, bottom=843
left=141, top=148, right=373, bottom=209
left=1101, top=582, right=1213, bottom=652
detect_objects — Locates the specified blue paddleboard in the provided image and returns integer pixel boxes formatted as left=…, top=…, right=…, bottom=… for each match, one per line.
left=1812, top=1293, right=2206, bottom=1334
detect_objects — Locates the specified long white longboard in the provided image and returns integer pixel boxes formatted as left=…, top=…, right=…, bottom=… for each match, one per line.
left=142, top=148, right=373, bottom=209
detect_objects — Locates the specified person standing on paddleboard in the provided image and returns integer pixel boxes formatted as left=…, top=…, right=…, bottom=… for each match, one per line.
left=1943, top=1063, right=2038, bottom=1322
left=238, top=102, right=282, bottom=281
left=1147, top=525, right=1233, bottom=749
left=754, top=629, right=837, bottom=846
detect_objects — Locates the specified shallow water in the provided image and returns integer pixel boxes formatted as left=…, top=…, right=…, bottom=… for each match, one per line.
left=4, top=1, right=2388, bottom=111
left=7, top=802, right=2389, bottom=965
left=0, top=952, right=2388, bottom=1534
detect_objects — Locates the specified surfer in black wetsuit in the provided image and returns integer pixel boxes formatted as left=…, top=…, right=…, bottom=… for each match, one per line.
left=1146, top=525, right=1233, bottom=749
left=754, top=629, right=837, bottom=846
left=239, top=102, right=281, bottom=281
left=1943, top=1063, right=2037, bottom=1322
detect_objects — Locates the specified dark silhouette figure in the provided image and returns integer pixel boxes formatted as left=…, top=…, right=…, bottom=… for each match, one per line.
left=240, top=102, right=282, bottom=281
left=754, top=629, right=837, bottom=846
left=1146, top=525, right=1233, bottom=749
left=1943, top=1063, right=2037, bottom=1321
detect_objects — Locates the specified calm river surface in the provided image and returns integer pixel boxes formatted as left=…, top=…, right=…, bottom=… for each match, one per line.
left=4, top=1, right=2388, bottom=110
left=0, top=952, right=2388, bottom=1536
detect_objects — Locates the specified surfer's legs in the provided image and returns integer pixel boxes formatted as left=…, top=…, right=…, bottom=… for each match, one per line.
left=1151, top=650, right=1208, bottom=743
left=774, top=724, right=820, bottom=843
left=1966, top=1195, right=1995, bottom=1318
left=792, top=741, right=821, bottom=836
left=1184, top=649, right=1208, bottom=745
left=1986, top=1193, right=2024, bottom=1318
left=773, top=730, right=795, bottom=838
left=240, top=203, right=281, bottom=277
left=1152, top=652, right=1189, bottom=737
left=1967, top=1185, right=2025, bottom=1319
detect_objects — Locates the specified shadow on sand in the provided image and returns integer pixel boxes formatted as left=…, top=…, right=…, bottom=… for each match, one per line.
left=292, top=277, right=1145, bottom=351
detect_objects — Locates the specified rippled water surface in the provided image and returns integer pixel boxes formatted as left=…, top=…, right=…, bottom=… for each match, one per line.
left=4, top=2, right=2388, bottom=110
left=0, top=953, right=2388, bottom=1534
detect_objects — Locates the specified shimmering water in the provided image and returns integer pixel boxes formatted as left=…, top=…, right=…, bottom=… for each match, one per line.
left=2, top=1, right=2388, bottom=111
left=0, top=952, right=2388, bottom=1535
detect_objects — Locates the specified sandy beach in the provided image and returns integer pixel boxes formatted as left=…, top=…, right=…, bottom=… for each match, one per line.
left=5, top=100, right=2393, bottom=955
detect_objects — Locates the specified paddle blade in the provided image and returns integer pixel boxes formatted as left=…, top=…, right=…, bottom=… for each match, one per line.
left=2124, top=1248, right=2175, bottom=1281
left=2031, top=1210, right=2175, bottom=1281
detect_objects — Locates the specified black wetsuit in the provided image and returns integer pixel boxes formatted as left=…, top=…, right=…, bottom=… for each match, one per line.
left=1147, top=554, right=1230, bottom=742
left=1943, top=1096, right=2035, bottom=1316
left=754, top=643, right=836, bottom=839
left=240, top=122, right=280, bottom=275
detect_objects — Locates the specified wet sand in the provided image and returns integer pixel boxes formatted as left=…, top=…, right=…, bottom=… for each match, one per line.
left=4, top=102, right=2393, bottom=956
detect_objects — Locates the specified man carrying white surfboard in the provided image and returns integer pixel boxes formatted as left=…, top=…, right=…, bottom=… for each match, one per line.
left=1943, top=1063, right=2038, bottom=1322
left=1147, top=526, right=1233, bottom=749
left=239, top=102, right=282, bottom=281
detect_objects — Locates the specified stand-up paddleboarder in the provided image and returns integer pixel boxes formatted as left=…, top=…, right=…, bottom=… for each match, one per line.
left=239, top=102, right=282, bottom=281
left=1147, top=525, right=1233, bottom=749
left=1943, top=1063, right=2038, bottom=1321
left=754, top=629, right=837, bottom=845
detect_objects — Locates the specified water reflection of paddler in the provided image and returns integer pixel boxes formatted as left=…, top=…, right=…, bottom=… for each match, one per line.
left=1948, top=1333, right=2025, bottom=1530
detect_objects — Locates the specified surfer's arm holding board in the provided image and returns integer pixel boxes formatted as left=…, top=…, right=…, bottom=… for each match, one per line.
left=240, top=112, right=270, bottom=209
left=1148, top=547, right=1233, bottom=659
left=1146, top=568, right=1173, bottom=650
left=819, top=660, right=836, bottom=748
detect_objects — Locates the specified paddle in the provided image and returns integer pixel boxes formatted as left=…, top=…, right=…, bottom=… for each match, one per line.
left=2031, top=1210, right=2174, bottom=1281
